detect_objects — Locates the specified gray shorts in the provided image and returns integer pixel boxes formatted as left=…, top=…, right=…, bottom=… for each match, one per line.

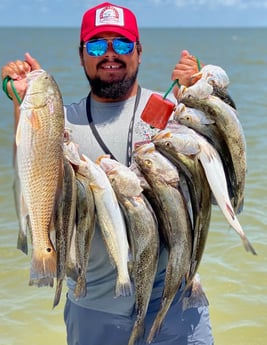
left=64, top=291, right=214, bottom=345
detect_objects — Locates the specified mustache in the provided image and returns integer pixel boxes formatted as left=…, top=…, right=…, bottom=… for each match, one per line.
left=97, top=58, right=126, bottom=69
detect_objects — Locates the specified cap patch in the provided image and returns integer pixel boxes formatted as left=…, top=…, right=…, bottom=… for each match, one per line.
left=95, top=5, right=124, bottom=27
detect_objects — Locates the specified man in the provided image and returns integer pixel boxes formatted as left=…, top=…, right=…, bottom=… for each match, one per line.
left=1, top=2, right=214, bottom=344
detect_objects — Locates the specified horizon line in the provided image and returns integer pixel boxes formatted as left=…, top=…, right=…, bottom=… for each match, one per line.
left=0, top=25, right=266, bottom=29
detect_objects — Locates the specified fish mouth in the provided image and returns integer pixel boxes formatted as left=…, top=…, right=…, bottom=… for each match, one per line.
left=26, top=69, right=46, bottom=82
left=133, top=142, right=155, bottom=155
left=152, top=130, right=172, bottom=141
left=191, top=71, right=202, bottom=80
left=95, top=154, right=111, bottom=165
left=96, top=154, right=120, bottom=174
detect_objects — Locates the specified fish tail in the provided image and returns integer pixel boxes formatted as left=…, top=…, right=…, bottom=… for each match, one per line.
left=74, top=275, right=87, bottom=299
left=29, top=276, right=54, bottom=287
left=115, top=275, right=132, bottom=297
left=242, top=236, right=257, bottom=256
left=230, top=218, right=257, bottom=256
left=182, top=279, right=209, bottom=311
left=30, top=246, right=57, bottom=285
left=146, top=314, right=163, bottom=344
left=146, top=298, right=170, bottom=344
left=53, top=278, right=64, bottom=309
left=128, top=320, right=145, bottom=345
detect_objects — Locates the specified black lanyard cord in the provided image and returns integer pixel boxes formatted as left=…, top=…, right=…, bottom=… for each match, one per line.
left=86, top=85, right=141, bottom=166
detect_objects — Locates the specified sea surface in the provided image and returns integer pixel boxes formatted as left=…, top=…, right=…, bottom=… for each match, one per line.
left=0, top=27, right=266, bottom=345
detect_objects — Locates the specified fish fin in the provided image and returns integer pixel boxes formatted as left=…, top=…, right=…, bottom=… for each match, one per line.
left=28, top=109, right=41, bottom=130
left=17, top=232, right=28, bottom=254
left=20, top=193, right=28, bottom=217
left=15, top=194, right=30, bottom=254
left=66, top=226, right=79, bottom=281
left=226, top=202, right=236, bottom=220
left=89, top=183, right=105, bottom=192
left=15, top=121, right=22, bottom=146
left=16, top=215, right=30, bottom=255
left=199, top=142, right=219, bottom=163
left=48, top=97, right=55, bottom=114
left=200, top=115, right=215, bottom=125
left=236, top=197, right=244, bottom=214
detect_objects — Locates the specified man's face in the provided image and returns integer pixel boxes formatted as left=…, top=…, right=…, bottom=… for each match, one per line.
left=80, top=32, right=142, bottom=99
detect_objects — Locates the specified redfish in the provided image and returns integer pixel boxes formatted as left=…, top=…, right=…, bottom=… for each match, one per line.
left=16, top=69, right=65, bottom=286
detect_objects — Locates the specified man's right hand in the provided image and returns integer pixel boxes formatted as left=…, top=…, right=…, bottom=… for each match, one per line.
left=1, top=52, right=41, bottom=104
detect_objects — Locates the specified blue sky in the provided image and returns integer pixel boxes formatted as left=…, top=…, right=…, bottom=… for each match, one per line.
left=1, top=0, right=267, bottom=27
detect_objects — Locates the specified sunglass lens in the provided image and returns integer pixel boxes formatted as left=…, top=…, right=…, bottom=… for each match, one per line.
left=86, top=39, right=107, bottom=56
left=113, top=39, right=134, bottom=55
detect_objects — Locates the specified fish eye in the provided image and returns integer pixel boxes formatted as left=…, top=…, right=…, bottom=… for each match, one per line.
left=110, top=177, right=116, bottom=184
left=165, top=141, right=172, bottom=148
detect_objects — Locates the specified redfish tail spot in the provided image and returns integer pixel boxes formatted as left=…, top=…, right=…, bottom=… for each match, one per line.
left=30, top=246, right=57, bottom=285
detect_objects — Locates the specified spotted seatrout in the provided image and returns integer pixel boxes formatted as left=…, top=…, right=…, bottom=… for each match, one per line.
left=133, top=143, right=192, bottom=344
left=78, top=154, right=132, bottom=297
left=98, top=155, right=159, bottom=345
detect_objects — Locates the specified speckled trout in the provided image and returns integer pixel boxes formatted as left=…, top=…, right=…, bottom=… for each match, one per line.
left=152, top=129, right=212, bottom=296
left=180, top=64, right=236, bottom=108
left=181, top=94, right=246, bottom=213
left=133, top=143, right=192, bottom=344
left=153, top=126, right=256, bottom=256
left=15, top=69, right=65, bottom=286
left=98, top=155, right=159, bottom=345
left=174, top=103, right=237, bottom=206
left=78, top=154, right=132, bottom=297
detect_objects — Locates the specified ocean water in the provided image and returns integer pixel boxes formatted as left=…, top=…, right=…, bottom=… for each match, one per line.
left=0, top=27, right=266, bottom=345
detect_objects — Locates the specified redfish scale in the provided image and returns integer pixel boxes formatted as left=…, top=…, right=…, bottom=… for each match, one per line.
left=23, top=179, right=60, bottom=246
left=18, top=150, right=63, bottom=250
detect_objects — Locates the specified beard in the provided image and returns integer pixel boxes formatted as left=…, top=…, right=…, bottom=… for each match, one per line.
left=84, top=61, right=139, bottom=99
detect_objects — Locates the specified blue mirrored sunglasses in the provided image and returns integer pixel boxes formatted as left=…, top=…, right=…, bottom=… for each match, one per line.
left=84, top=38, right=135, bottom=57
